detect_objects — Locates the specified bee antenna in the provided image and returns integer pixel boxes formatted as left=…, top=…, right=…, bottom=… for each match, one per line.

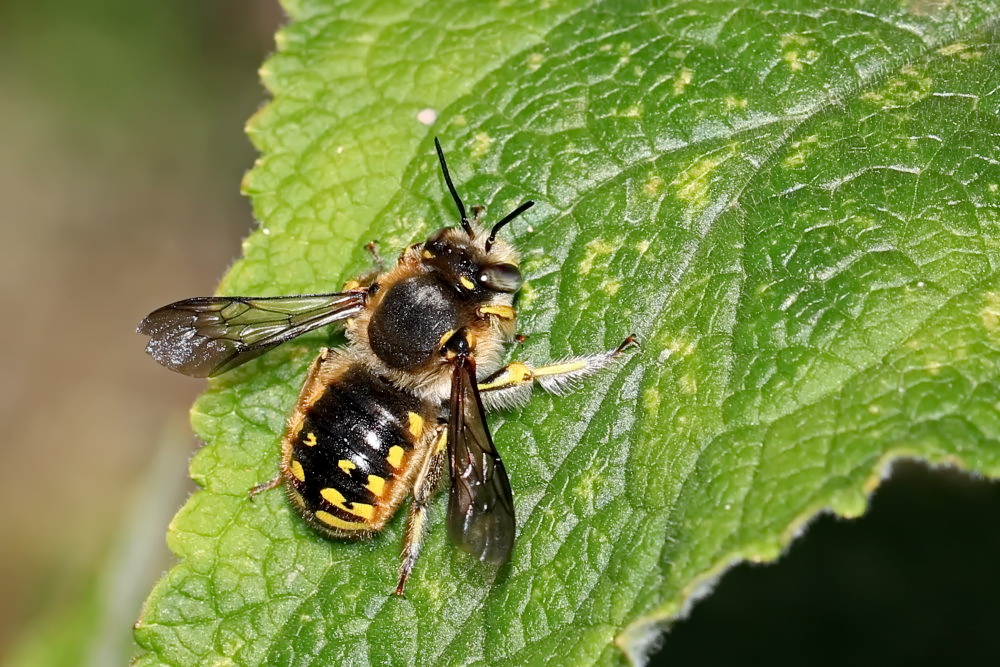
left=485, top=200, right=534, bottom=252
left=434, top=138, right=473, bottom=235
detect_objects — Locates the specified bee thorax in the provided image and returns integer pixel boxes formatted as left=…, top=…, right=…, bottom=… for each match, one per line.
left=367, top=275, right=460, bottom=371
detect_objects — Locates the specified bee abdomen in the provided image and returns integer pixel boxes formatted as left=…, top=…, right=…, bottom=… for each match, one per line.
left=283, top=364, right=432, bottom=536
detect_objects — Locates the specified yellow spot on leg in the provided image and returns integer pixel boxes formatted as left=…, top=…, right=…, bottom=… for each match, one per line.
left=388, top=445, right=405, bottom=469
left=478, top=362, right=534, bottom=391
left=434, top=430, right=448, bottom=454
left=478, top=305, right=516, bottom=320
left=407, top=412, right=425, bottom=438
left=437, top=328, right=457, bottom=348
left=509, top=361, right=533, bottom=381
left=534, top=361, right=586, bottom=377
left=290, top=460, right=305, bottom=482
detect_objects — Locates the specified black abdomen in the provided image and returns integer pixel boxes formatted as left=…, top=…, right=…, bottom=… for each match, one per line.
left=285, top=364, right=432, bottom=535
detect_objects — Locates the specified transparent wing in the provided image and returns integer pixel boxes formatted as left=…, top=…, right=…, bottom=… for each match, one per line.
left=137, top=292, right=365, bottom=377
left=446, top=353, right=516, bottom=566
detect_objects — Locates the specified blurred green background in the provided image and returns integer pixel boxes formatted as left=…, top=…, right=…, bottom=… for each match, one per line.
left=2, top=2, right=998, bottom=665
left=0, top=1, right=280, bottom=663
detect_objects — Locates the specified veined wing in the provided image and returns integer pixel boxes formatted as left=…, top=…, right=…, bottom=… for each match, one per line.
left=137, top=291, right=365, bottom=377
left=446, top=352, right=516, bottom=566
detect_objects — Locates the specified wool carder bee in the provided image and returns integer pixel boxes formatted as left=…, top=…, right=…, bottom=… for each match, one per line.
left=139, top=139, right=636, bottom=593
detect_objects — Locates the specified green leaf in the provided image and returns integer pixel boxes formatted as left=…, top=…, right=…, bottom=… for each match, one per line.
left=134, top=1, right=1000, bottom=665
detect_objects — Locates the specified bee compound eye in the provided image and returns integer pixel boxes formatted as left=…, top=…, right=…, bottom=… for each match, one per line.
left=479, top=263, right=522, bottom=293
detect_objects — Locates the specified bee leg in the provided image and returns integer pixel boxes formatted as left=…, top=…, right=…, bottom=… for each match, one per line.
left=341, top=242, right=387, bottom=291
left=478, top=336, right=638, bottom=411
left=395, top=426, right=448, bottom=596
left=365, top=240, right=385, bottom=273
left=470, top=205, right=485, bottom=226
left=248, top=475, right=282, bottom=499
left=475, top=304, right=516, bottom=321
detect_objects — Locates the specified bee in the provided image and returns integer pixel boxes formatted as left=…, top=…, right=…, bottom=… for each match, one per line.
left=139, top=139, right=636, bottom=594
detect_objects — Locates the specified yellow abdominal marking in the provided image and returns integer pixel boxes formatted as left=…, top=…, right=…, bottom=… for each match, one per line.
left=321, top=487, right=375, bottom=520
left=460, top=276, right=476, bottom=290
left=290, top=460, right=306, bottom=482
left=314, top=510, right=365, bottom=531
left=478, top=304, right=516, bottom=320
left=321, top=487, right=346, bottom=506
left=303, top=432, right=317, bottom=447
left=408, top=412, right=425, bottom=438
left=337, top=459, right=356, bottom=474
left=350, top=502, right=375, bottom=520
left=366, top=474, right=387, bottom=497
left=388, top=445, right=405, bottom=469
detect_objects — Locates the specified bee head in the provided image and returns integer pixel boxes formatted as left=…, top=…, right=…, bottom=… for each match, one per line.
left=421, top=226, right=523, bottom=295
left=427, top=137, right=533, bottom=296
